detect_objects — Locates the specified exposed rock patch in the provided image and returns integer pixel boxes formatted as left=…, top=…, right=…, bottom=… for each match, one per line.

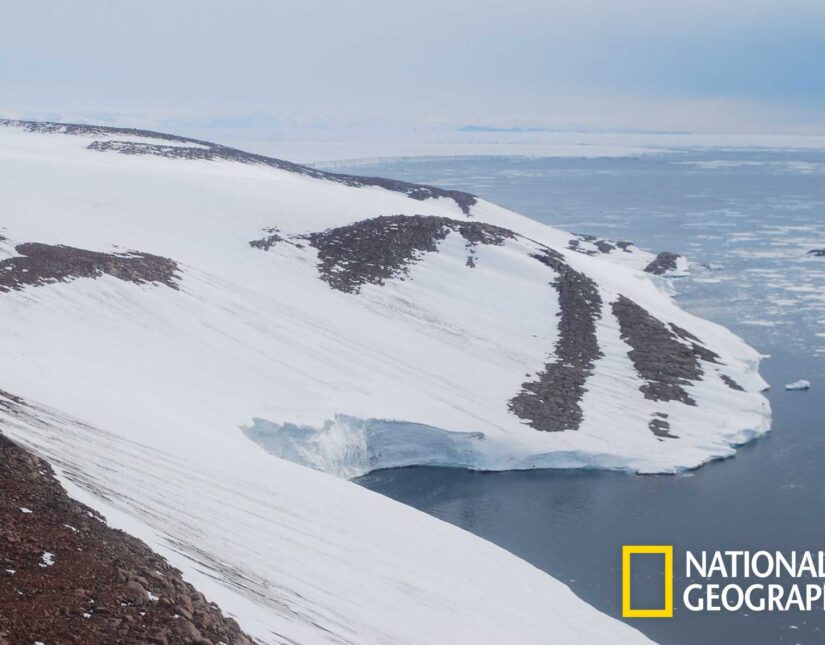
left=0, top=426, right=252, bottom=645
left=0, top=243, right=179, bottom=293
left=566, top=238, right=590, bottom=255
left=248, top=227, right=284, bottom=251
left=612, top=295, right=704, bottom=405
left=720, top=374, right=745, bottom=391
left=567, top=234, right=636, bottom=257
left=509, top=250, right=603, bottom=432
left=88, top=140, right=215, bottom=162
left=669, top=322, right=721, bottom=364
left=299, top=215, right=514, bottom=294
left=1, top=119, right=477, bottom=215
left=649, top=420, right=677, bottom=439
left=649, top=413, right=678, bottom=440
left=0, top=120, right=200, bottom=143
left=644, top=251, right=681, bottom=275
left=808, top=249, right=825, bottom=257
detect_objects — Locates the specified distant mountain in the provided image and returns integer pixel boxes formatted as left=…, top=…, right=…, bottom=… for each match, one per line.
left=0, top=119, right=767, bottom=643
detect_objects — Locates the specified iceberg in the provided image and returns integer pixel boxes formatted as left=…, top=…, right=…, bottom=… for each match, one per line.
left=785, top=380, right=811, bottom=391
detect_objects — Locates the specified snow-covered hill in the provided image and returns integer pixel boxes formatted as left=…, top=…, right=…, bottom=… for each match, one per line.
left=0, top=119, right=769, bottom=642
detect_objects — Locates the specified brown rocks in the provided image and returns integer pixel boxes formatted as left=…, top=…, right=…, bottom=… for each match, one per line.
left=649, top=414, right=678, bottom=440
left=720, top=374, right=745, bottom=391
left=0, top=429, right=251, bottom=644
left=509, top=249, right=603, bottom=432
left=0, top=243, right=180, bottom=294
left=301, top=214, right=515, bottom=294
left=643, top=251, right=681, bottom=275
left=612, top=295, right=706, bottom=406
left=248, top=227, right=284, bottom=251
left=567, top=234, right=636, bottom=257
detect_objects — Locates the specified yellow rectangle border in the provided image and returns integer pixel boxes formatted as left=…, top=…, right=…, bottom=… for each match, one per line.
left=622, top=545, right=673, bottom=618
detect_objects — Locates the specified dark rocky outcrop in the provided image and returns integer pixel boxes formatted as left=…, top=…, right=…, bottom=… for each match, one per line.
left=808, top=249, right=825, bottom=257
left=720, top=374, right=745, bottom=391
left=0, top=243, right=179, bottom=293
left=669, top=322, right=721, bottom=364
left=566, top=238, right=592, bottom=255
left=567, top=234, right=635, bottom=257
left=649, top=412, right=678, bottom=440
left=0, top=120, right=201, bottom=142
left=643, top=251, right=681, bottom=275
left=509, top=250, right=603, bottom=432
left=248, top=227, right=284, bottom=251
left=612, top=295, right=705, bottom=405
left=87, top=140, right=215, bottom=161
left=594, top=240, right=615, bottom=254
left=2, top=119, right=477, bottom=215
left=0, top=424, right=252, bottom=645
left=293, top=215, right=514, bottom=294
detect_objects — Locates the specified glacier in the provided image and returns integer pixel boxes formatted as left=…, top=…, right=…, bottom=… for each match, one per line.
left=0, top=119, right=771, bottom=642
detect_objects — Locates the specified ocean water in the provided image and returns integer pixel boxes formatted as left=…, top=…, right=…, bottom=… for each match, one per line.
left=342, top=151, right=825, bottom=644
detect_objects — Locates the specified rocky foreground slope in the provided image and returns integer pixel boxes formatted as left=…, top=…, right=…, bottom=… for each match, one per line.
left=0, top=428, right=250, bottom=645
left=0, top=119, right=768, bottom=643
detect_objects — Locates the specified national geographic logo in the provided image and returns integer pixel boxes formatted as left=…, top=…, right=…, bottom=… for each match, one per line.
left=622, top=546, right=673, bottom=617
left=623, top=546, right=825, bottom=617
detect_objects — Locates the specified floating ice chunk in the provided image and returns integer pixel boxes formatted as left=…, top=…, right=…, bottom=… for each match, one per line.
left=784, top=380, right=811, bottom=391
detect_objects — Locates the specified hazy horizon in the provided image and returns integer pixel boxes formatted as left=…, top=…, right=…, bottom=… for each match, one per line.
left=3, top=0, right=825, bottom=148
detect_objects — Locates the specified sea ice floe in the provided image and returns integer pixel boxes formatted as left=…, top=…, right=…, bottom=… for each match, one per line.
left=784, top=380, right=811, bottom=391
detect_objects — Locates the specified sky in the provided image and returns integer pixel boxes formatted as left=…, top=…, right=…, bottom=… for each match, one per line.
left=2, top=0, right=825, bottom=146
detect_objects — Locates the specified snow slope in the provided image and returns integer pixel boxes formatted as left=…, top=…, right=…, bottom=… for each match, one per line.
left=0, top=120, right=769, bottom=642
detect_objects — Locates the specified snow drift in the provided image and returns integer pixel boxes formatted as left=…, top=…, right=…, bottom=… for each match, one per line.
left=0, top=119, right=770, bottom=642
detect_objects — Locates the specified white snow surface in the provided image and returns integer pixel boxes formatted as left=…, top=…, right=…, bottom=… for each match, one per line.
left=0, top=122, right=771, bottom=643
